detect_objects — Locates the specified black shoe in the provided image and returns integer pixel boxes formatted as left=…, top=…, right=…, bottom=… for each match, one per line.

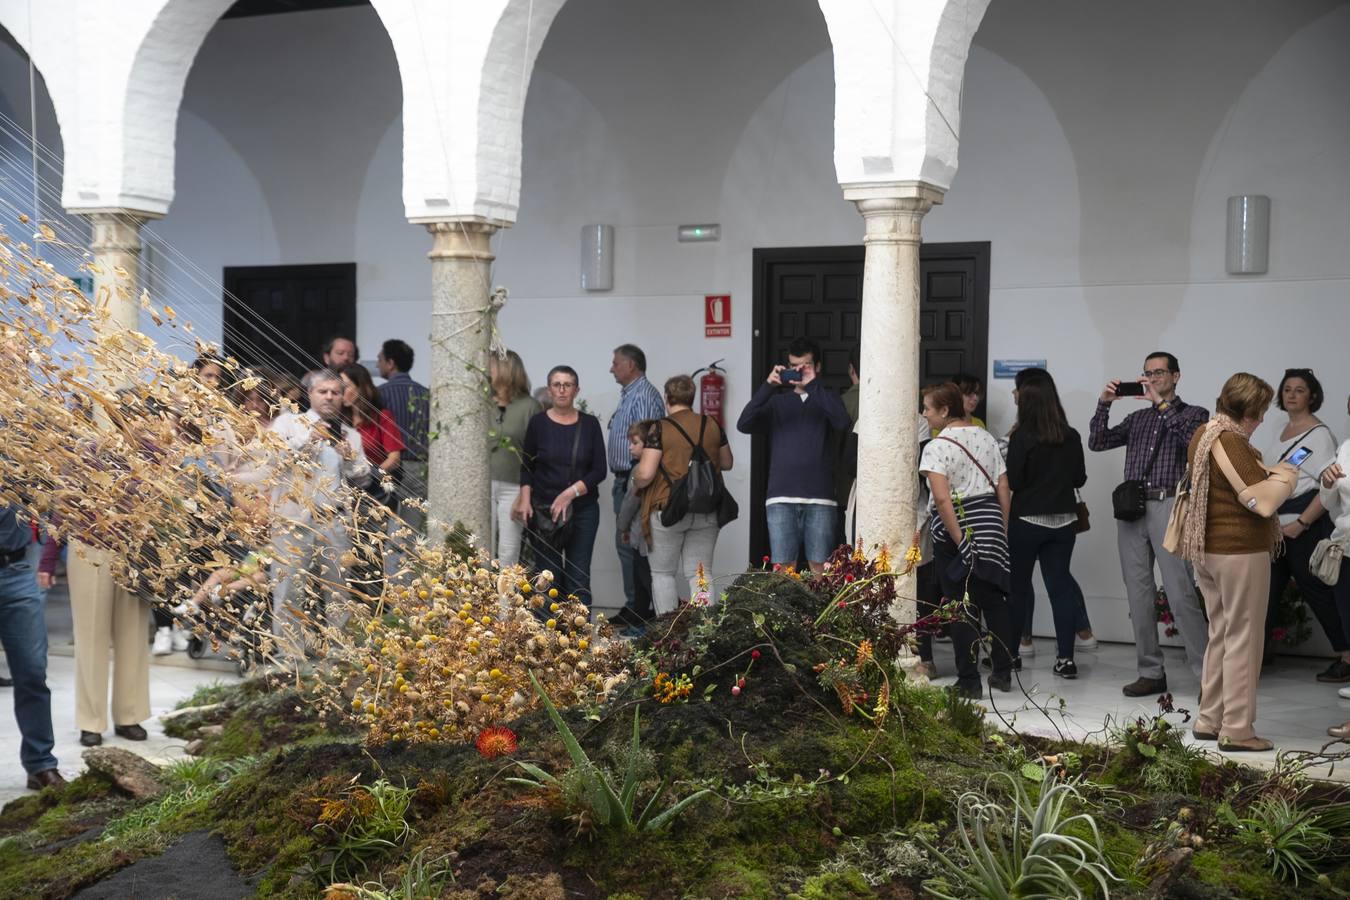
left=988, top=673, right=1012, bottom=693
left=0, top=675, right=13, bottom=687
left=26, top=769, right=66, bottom=791
left=114, top=724, right=147, bottom=741
left=80, top=730, right=102, bottom=747
left=983, top=656, right=1022, bottom=671
left=1053, top=658, right=1078, bottom=679
left=1316, top=659, right=1350, bottom=683
left=954, top=678, right=983, bottom=700
left=1122, top=676, right=1168, bottom=697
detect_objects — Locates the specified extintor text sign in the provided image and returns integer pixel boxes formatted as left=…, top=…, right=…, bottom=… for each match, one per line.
left=705, top=294, right=731, bottom=337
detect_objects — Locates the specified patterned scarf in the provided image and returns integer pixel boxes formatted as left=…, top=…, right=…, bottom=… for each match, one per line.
left=1180, top=414, right=1281, bottom=562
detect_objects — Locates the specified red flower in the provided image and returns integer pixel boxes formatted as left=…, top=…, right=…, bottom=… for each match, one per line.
left=762, top=555, right=770, bottom=563
left=844, top=574, right=854, bottom=583
left=751, top=650, right=761, bottom=660
left=475, top=726, right=518, bottom=759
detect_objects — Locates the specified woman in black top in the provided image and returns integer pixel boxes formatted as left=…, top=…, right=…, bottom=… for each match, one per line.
left=512, top=365, right=607, bottom=606
left=1006, top=376, right=1088, bottom=678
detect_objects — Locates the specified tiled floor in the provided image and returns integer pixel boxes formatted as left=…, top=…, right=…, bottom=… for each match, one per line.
left=927, top=637, right=1350, bottom=782
left=0, top=654, right=238, bottom=806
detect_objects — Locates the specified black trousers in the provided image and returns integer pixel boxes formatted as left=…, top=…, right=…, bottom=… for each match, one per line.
left=1266, top=515, right=1346, bottom=653
left=915, top=561, right=940, bottom=662
left=933, top=539, right=1015, bottom=687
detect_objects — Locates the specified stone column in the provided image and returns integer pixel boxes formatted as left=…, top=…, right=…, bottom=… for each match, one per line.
left=424, top=219, right=500, bottom=546
left=842, top=182, right=944, bottom=625
left=85, top=211, right=154, bottom=335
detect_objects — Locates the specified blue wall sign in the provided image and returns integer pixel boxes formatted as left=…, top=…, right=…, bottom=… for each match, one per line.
left=993, top=359, right=1047, bottom=380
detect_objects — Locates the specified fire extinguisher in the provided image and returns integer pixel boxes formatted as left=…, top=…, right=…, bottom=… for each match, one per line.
left=694, top=360, right=726, bottom=429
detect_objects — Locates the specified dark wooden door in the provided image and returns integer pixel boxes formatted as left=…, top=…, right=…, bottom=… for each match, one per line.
left=222, top=263, right=357, bottom=375
left=748, top=242, right=990, bottom=563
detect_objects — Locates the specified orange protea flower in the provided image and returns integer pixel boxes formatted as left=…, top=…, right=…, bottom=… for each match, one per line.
left=475, top=725, right=519, bottom=759
left=874, top=543, right=891, bottom=574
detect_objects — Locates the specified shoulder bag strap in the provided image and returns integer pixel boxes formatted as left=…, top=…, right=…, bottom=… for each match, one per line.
left=664, top=415, right=699, bottom=450
left=1210, top=435, right=1249, bottom=496
left=1278, top=423, right=1327, bottom=463
left=565, top=417, right=583, bottom=484
left=934, top=435, right=997, bottom=491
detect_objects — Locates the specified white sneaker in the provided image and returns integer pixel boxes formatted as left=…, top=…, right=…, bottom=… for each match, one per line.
left=171, top=628, right=190, bottom=652
left=1339, top=685, right=1350, bottom=700
left=152, top=627, right=173, bottom=656
left=1019, top=639, right=1036, bottom=657
left=1075, top=632, right=1099, bottom=651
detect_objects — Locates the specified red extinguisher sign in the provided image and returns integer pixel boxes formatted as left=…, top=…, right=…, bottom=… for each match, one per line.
left=704, top=295, right=731, bottom=337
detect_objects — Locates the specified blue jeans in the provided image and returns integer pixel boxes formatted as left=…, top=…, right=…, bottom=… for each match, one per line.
left=1009, top=519, right=1086, bottom=660
left=611, top=476, right=637, bottom=607
left=0, top=559, right=57, bottom=775
left=766, top=502, right=837, bottom=565
left=529, top=500, right=601, bottom=607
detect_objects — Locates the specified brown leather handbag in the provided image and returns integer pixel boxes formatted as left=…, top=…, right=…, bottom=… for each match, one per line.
left=1074, top=489, right=1091, bottom=534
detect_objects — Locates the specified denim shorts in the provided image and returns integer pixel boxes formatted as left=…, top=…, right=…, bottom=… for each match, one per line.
left=766, top=502, right=838, bottom=564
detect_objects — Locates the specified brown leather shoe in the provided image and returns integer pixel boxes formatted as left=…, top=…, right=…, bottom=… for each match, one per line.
left=1122, top=675, right=1168, bottom=697
left=1327, top=721, right=1350, bottom=741
left=26, top=769, right=66, bottom=791
left=79, top=730, right=102, bottom=747
left=1191, top=727, right=1218, bottom=741
left=1219, top=736, right=1274, bottom=752
left=114, top=723, right=148, bottom=741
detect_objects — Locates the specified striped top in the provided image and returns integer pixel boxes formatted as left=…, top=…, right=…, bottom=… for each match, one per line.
left=930, top=494, right=1011, bottom=593
left=378, top=373, right=430, bottom=461
left=606, top=374, right=666, bottom=473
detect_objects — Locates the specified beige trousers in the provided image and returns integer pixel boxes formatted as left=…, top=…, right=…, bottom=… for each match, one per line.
left=1193, top=551, right=1269, bottom=741
left=67, top=543, right=150, bottom=733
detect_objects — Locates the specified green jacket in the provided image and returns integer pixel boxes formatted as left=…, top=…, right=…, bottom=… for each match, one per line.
left=489, top=395, right=541, bottom=483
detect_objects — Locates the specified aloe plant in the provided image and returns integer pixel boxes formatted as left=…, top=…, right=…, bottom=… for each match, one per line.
left=919, top=768, right=1121, bottom=899
left=507, top=671, right=710, bottom=832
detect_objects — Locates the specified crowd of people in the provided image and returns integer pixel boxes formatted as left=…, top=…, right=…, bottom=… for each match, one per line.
left=913, top=352, right=1350, bottom=753
left=9, top=336, right=1350, bottom=793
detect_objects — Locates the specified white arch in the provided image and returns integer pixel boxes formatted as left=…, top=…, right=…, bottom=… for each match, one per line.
left=817, top=0, right=990, bottom=190
left=369, top=0, right=567, bottom=225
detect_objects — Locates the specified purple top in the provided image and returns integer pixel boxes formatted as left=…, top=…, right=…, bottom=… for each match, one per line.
left=1088, top=397, right=1209, bottom=490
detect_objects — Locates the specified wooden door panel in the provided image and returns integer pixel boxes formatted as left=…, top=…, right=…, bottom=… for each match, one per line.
left=222, top=263, right=356, bottom=376
left=750, top=243, right=990, bottom=565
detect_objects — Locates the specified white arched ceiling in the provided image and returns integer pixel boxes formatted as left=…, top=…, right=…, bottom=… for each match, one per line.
left=817, top=0, right=991, bottom=191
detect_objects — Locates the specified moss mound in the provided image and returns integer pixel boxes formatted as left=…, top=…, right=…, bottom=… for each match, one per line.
left=5, top=571, right=1350, bottom=898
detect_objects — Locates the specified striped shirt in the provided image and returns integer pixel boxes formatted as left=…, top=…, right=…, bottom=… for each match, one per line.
left=930, top=494, right=1011, bottom=592
left=606, top=374, right=665, bottom=473
left=378, top=372, right=430, bottom=461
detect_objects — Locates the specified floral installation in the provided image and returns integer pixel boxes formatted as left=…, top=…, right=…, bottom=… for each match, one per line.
left=474, top=726, right=519, bottom=759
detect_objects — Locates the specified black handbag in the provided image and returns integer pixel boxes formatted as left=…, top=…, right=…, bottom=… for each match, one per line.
left=1112, top=437, right=1164, bottom=522
left=531, top=422, right=582, bottom=550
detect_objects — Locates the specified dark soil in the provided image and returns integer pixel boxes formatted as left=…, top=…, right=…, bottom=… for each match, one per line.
left=70, top=831, right=252, bottom=899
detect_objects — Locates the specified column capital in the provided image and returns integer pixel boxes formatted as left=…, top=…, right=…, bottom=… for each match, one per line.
left=843, top=181, right=945, bottom=244
left=78, top=209, right=161, bottom=254
left=424, top=219, right=500, bottom=262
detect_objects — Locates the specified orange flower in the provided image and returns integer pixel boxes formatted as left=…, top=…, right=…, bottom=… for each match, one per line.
left=475, top=725, right=519, bottom=759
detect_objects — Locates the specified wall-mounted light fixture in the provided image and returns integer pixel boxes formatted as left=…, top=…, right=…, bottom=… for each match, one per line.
left=1226, top=195, right=1270, bottom=275
left=580, top=224, right=614, bottom=291
left=677, top=224, right=720, bottom=243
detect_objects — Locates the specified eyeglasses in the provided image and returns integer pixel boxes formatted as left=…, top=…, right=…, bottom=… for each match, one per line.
left=1142, top=369, right=1174, bottom=378
left=549, top=382, right=577, bottom=391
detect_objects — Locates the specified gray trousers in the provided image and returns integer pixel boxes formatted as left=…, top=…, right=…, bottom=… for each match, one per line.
left=1116, top=496, right=1207, bottom=679
left=271, top=520, right=352, bottom=660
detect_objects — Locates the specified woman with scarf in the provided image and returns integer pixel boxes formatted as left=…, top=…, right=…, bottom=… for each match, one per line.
left=1180, top=373, right=1296, bottom=752
left=919, top=382, right=1015, bottom=699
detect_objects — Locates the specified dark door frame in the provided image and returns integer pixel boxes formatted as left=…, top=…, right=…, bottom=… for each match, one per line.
left=747, top=241, right=991, bottom=566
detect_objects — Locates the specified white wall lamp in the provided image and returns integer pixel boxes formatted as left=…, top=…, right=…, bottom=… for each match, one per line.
left=677, top=224, right=720, bottom=243
left=580, top=224, right=614, bottom=291
left=1226, top=195, right=1270, bottom=275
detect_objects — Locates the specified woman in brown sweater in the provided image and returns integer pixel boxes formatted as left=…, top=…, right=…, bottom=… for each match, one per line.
left=1180, top=373, right=1296, bottom=752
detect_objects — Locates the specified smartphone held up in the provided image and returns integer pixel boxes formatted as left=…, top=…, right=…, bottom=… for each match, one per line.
left=1114, top=381, right=1146, bottom=397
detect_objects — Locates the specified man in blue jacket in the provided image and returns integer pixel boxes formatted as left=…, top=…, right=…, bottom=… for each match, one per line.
left=737, top=338, right=851, bottom=573
left=0, top=502, right=63, bottom=791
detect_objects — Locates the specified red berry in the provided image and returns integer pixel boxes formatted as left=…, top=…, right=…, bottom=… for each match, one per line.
left=751, top=650, right=761, bottom=660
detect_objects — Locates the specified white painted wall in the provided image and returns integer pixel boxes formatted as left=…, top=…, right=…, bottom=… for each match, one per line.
left=41, top=1, right=1350, bottom=642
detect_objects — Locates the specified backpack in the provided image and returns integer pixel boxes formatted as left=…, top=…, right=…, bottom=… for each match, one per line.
left=659, top=415, right=725, bottom=527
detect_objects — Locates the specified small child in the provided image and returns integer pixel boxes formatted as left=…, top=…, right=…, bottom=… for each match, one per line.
left=615, top=420, right=658, bottom=633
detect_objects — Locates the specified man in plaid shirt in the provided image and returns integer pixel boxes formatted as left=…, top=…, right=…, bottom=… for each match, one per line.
left=1089, top=351, right=1209, bottom=698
